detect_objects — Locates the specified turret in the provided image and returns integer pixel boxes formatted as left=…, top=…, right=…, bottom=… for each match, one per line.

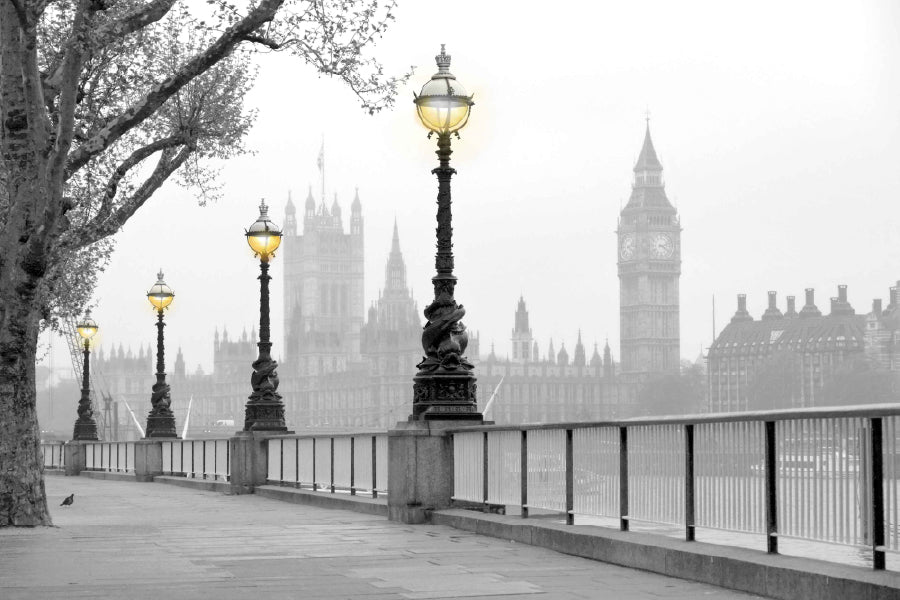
left=590, top=343, right=601, bottom=367
left=350, top=187, right=363, bottom=235
left=547, top=339, right=556, bottom=365
left=174, top=347, right=185, bottom=379
left=284, top=190, right=297, bottom=236
left=573, top=330, right=586, bottom=367
left=331, top=192, right=342, bottom=227
left=304, top=185, right=316, bottom=231
left=603, top=339, right=615, bottom=379
left=557, top=342, right=569, bottom=367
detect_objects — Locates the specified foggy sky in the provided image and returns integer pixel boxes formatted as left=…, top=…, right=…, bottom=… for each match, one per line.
left=40, top=0, right=900, bottom=379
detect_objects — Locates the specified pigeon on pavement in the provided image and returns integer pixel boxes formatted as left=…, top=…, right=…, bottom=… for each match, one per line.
left=60, top=493, right=74, bottom=507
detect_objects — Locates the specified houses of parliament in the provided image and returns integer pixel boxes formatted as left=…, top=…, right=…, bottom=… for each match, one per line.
left=82, top=124, right=684, bottom=435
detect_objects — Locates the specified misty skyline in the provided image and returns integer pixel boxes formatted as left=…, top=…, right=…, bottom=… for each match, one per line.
left=38, top=1, right=900, bottom=378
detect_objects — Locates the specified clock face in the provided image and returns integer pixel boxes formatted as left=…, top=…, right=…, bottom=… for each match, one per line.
left=620, top=234, right=635, bottom=260
left=651, top=233, right=674, bottom=258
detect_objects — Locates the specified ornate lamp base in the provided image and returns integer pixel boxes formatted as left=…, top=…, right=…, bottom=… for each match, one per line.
left=145, top=412, right=179, bottom=438
left=73, top=419, right=99, bottom=441
left=412, top=372, right=483, bottom=421
left=244, top=400, right=289, bottom=432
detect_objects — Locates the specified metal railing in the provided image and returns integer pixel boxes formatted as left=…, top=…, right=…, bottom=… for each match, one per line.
left=449, top=404, right=900, bottom=570
left=266, top=433, right=389, bottom=497
left=83, top=441, right=135, bottom=473
left=40, top=442, right=66, bottom=469
left=161, top=439, right=230, bottom=481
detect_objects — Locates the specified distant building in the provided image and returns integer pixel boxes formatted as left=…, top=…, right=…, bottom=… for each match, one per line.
left=617, top=121, right=681, bottom=376
left=708, top=283, right=900, bottom=412
left=282, top=186, right=364, bottom=373
left=478, top=302, right=621, bottom=423
left=88, top=128, right=695, bottom=436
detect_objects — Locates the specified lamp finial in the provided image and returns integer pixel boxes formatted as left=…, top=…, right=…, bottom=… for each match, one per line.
left=436, top=44, right=451, bottom=73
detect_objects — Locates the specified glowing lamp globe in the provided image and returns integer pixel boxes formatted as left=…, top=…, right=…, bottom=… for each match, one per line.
left=76, top=310, right=99, bottom=340
left=413, top=45, right=474, bottom=136
left=246, top=200, right=282, bottom=261
left=147, top=270, right=174, bottom=311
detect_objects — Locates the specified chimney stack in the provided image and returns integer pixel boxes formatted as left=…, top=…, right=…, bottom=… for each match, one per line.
left=831, top=284, right=854, bottom=316
left=786, top=295, right=797, bottom=317
left=762, top=291, right=784, bottom=320
left=873, top=298, right=883, bottom=317
left=799, top=288, right=822, bottom=318
left=731, top=293, right=753, bottom=324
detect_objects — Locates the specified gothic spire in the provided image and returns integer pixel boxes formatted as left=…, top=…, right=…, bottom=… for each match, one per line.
left=573, top=329, right=586, bottom=366
left=391, top=218, right=400, bottom=254
left=634, top=118, right=662, bottom=173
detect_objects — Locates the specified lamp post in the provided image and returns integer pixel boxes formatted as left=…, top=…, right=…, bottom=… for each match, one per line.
left=144, top=270, right=178, bottom=438
left=411, top=45, right=482, bottom=421
left=243, top=200, right=289, bottom=431
left=72, top=310, right=99, bottom=440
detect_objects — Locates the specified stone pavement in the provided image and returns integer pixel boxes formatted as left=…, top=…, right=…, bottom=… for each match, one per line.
left=0, top=476, right=764, bottom=599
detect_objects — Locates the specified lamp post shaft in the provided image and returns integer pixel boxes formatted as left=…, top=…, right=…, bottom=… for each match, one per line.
left=258, top=261, right=272, bottom=359
left=434, top=133, right=456, bottom=278
left=145, top=310, right=177, bottom=438
left=243, top=260, right=288, bottom=431
left=411, top=133, right=482, bottom=421
left=73, top=339, right=98, bottom=440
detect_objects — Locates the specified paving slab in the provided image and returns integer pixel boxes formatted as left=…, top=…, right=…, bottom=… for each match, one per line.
left=0, top=476, right=763, bottom=599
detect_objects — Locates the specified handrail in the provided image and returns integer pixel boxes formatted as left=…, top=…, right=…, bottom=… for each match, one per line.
left=443, top=403, right=900, bottom=433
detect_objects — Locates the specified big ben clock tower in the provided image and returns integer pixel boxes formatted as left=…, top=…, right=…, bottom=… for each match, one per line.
left=617, top=120, right=681, bottom=375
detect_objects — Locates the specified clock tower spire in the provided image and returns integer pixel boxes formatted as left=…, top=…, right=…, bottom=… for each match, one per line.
left=617, top=119, right=681, bottom=376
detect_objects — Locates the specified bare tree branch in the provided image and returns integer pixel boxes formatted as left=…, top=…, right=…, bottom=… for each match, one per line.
left=64, top=0, right=285, bottom=180
left=44, top=0, right=178, bottom=92
left=65, top=143, right=192, bottom=250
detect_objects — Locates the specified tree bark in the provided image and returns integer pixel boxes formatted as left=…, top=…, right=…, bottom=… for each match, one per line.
left=0, top=305, right=50, bottom=527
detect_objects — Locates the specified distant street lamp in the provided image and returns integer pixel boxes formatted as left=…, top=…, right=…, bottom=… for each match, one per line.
left=144, top=270, right=178, bottom=438
left=72, top=310, right=99, bottom=440
left=243, top=200, right=288, bottom=431
left=410, top=45, right=482, bottom=421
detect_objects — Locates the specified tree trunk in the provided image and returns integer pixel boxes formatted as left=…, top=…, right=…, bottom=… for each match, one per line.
left=0, top=301, right=51, bottom=527
left=0, top=3, right=53, bottom=527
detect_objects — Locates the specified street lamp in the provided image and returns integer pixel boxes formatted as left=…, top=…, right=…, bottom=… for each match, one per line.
left=144, top=270, right=178, bottom=438
left=72, top=310, right=99, bottom=440
left=410, top=45, right=482, bottom=421
left=243, top=199, right=289, bottom=431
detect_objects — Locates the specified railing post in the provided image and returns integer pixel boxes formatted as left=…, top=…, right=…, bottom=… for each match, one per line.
left=685, top=424, right=695, bottom=541
left=620, top=426, right=629, bottom=532
left=330, top=437, right=335, bottom=493
left=279, top=439, right=284, bottom=483
left=521, top=430, right=528, bottom=518
left=371, top=436, right=378, bottom=499
left=312, top=438, right=317, bottom=491
left=482, top=431, right=489, bottom=512
left=765, top=420, right=778, bottom=554
left=350, top=436, right=356, bottom=496
left=870, top=417, right=885, bottom=570
left=565, top=428, right=574, bottom=525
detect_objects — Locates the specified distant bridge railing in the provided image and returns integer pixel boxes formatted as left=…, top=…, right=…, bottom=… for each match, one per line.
left=83, top=441, right=135, bottom=473
left=161, top=439, right=230, bottom=481
left=448, top=404, right=900, bottom=570
left=266, top=433, right=389, bottom=497
left=40, top=442, right=66, bottom=469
